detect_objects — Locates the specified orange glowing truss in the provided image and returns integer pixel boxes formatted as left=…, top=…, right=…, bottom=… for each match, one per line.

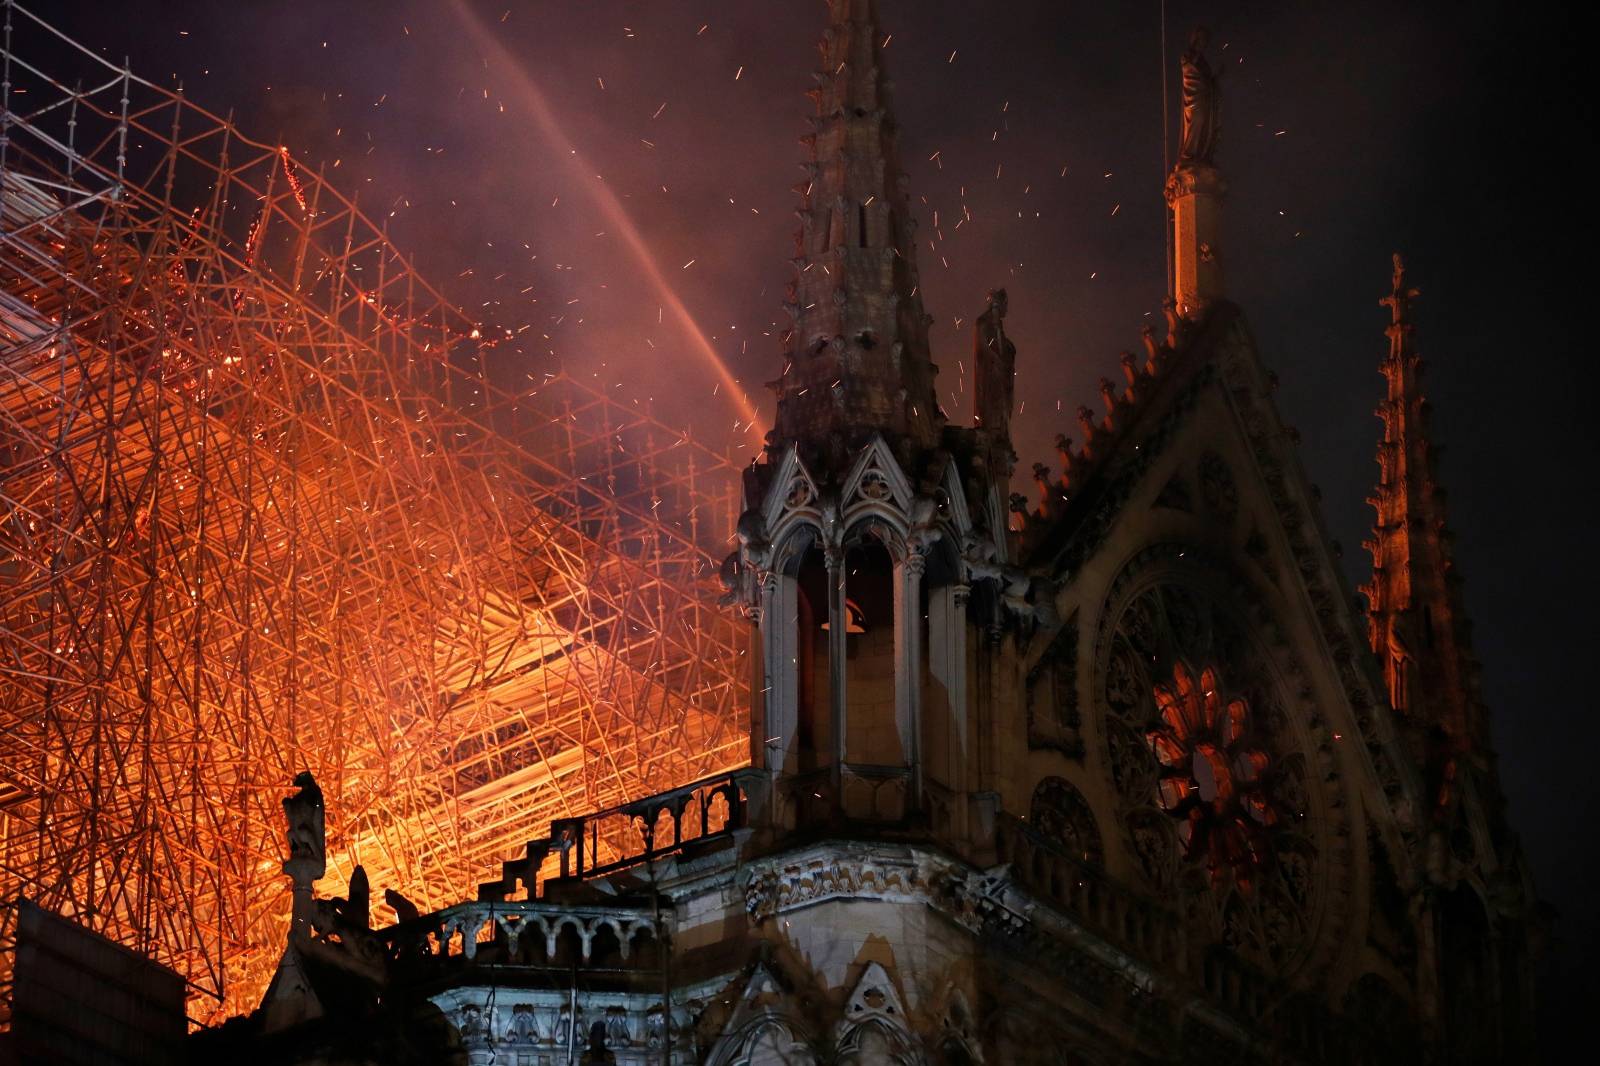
left=0, top=2, right=748, bottom=1024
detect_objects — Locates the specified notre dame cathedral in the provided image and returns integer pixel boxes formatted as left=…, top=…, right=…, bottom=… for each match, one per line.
left=189, top=2, right=1539, bottom=1062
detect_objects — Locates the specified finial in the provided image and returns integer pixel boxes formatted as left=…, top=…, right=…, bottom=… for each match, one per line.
left=1140, top=323, right=1161, bottom=368
left=1381, top=251, right=1421, bottom=327
left=1054, top=433, right=1075, bottom=483
left=1162, top=297, right=1182, bottom=347
left=1076, top=405, right=1099, bottom=453
left=1098, top=377, right=1119, bottom=416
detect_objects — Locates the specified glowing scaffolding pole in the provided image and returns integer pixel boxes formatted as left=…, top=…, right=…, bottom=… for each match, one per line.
left=0, top=0, right=749, bottom=1024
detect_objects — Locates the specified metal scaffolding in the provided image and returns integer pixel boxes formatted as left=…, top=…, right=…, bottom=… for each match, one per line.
left=0, top=0, right=747, bottom=1022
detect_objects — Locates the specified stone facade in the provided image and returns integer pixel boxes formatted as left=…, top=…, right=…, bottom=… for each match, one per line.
left=195, top=3, right=1538, bottom=1064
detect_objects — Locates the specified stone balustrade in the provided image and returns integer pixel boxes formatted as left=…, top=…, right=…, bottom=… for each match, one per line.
left=381, top=899, right=662, bottom=971
left=547, top=766, right=766, bottom=883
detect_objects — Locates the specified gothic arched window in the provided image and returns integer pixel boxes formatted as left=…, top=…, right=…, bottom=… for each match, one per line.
left=1028, top=777, right=1103, bottom=866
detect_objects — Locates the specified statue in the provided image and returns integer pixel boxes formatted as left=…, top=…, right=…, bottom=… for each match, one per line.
left=509, top=1004, right=539, bottom=1043
left=384, top=886, right=421, bottom=924
left=282, top=771, right=325, bottom=879
left=337, top=864, right=370, bottom=930
left=583, top=1019, right=618, bottom=1063
left=975, top=288, right=1015, bottom=375
left=973, top=288, right=1017, bottom=447
left=1176, top=27, right=1220, bottom=167
left=264, top=774, right=389, bottom=1033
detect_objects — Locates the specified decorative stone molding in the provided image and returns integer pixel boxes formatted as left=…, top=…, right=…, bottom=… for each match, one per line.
left=740, top=850, right=935, bottom=919
left=705, top=964, right=812, bottom=1066
left=836, top=961, right=922, bottom=1064
left=433, top=987, right=692, bottom=1061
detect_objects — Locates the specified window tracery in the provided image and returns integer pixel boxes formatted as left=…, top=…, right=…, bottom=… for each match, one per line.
left=1028, top=777, right=1103, bottom=866
left=1146, top=662, right=1277, bottom=892
left=1097, top=571, right=1323, bottom=974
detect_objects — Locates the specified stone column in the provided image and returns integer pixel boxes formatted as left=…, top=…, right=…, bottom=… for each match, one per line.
left=284, top=858, right=320, bottom=944
left=895, top=548, right=926, bottom=812
left=1164, top=164, right=1226, bottom=319
left=757, top=572, right=798, bottom=773
left=937, top=582, right=970, bottom=759
left=826, top=546, right=848, bottom=809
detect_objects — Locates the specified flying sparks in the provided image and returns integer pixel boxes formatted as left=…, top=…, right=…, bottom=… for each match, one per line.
left=444, top=0, right=762, bottom=434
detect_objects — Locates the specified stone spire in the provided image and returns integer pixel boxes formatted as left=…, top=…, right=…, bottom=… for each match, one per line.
left=768, top=0, right=941, bottom=461
left=1360, top=255, right=1483, bottom=751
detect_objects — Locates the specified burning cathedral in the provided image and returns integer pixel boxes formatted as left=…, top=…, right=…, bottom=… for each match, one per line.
left=186, top=3, right=1535, bottom=1064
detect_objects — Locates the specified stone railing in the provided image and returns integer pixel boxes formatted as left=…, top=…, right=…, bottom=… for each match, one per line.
left=993, top=812, right=1186, bottom=973
left=543, top=767, right=768, bottom=884
left=469, top=768, right=768, bottom=904
left=381, top=899, right=663, bottom=971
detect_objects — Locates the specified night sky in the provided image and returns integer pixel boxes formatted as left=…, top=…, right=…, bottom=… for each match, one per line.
left=36, top=0, right=1590, bottom=1039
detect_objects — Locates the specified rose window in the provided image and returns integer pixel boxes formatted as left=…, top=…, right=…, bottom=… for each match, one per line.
left=1146, top=661, right=1275, bottom=892
left=1098, top=571, right=1336, bottom=976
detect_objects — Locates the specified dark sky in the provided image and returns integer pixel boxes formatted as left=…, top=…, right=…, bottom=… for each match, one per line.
left=38, top=0, right=1591, bottom=1039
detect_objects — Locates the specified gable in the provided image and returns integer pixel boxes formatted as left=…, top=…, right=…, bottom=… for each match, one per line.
left=1015, top=304, right=1429, bottom=1001
left=1039, top=306, right=1423, bottom=832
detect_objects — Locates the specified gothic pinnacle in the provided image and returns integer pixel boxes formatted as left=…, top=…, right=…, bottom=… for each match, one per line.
left=766, top=0, right=940, bottom=456
left=1364, top=253, right=1483, bottom=751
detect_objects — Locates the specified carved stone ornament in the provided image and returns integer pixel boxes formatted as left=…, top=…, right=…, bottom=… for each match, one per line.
left=857, top=468, right=895, bottom=502
left=507, top=1003, right=539, bottom=1043
left=784, top=475, right=815, bottom=510
left=739, top=848, right=1013, bottom=948
left=836, top=961, right=916, bottom=1061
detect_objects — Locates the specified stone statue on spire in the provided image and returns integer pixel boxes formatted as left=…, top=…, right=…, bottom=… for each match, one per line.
left=1177, top=27, right=1220, bottom=167
left=974, top=288, right=1018, bottom=476
left=282, top=770, right=326, bottom=881
left=975, top=288, right=1016, bottom=419
left=1166, top=26, right=1226, bottom=318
